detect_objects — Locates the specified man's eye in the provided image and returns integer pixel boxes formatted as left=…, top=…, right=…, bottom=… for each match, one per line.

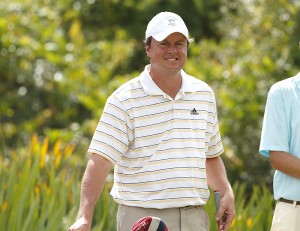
left=159, top=42, right=167, bottom=47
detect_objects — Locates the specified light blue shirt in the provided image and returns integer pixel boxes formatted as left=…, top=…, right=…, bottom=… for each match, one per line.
left=259, top=72, right=300, bottom=201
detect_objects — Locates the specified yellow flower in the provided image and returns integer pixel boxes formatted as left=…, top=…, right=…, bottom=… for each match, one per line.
left=2, top=201, right=8, bottom=212
left=247, top=217, right=252, bottom=227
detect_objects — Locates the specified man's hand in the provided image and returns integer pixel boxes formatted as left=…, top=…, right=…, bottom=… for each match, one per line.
left=68, top=217, right=91, bottom=231
left=206, top=157, right=235, bottom=231
left=215, top=189, right=235, bottom=231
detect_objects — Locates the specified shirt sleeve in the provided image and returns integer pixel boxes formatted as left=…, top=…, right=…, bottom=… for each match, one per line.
left=259, top=85, right=290, bottom=157
left=88, top=95, right=133, bottom=165
left=207, top=94, right=224, bottom=158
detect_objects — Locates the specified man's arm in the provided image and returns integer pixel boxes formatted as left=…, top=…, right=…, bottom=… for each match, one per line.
left=206, top=156, right=235, bottom=231
left=270, top=151, right=300, bottom=178
left=68, top=154, right=112, bottom=231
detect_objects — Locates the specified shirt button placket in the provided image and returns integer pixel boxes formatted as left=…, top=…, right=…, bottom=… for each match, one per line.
left=172, top=100, right=178, bottom=119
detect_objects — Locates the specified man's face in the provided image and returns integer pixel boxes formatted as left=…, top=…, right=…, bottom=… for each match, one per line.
left=146, top=33, right=188, bottom=72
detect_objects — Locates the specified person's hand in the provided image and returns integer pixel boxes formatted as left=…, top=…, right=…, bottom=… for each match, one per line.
left=67, top=217, right=91, bottom=231
left=215, top=190, right=235, bottom=231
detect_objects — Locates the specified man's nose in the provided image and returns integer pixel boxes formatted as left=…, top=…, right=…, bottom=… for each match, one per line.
left=167, top=45, right=177, bottom=53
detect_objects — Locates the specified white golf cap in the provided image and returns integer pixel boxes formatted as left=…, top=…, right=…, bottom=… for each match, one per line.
left=145, top=12, right=190, bottom=42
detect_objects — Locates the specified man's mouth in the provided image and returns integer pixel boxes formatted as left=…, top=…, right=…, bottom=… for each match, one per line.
left=165, top=58, right=178, bottom=61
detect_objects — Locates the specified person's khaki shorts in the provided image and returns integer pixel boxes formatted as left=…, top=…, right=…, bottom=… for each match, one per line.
left=270, top=201, right=300, bottom=231
left=117, top=204, right=209, bottom=231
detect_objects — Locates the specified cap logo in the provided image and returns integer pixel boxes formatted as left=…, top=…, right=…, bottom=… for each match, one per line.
left=168, top=17, right=176, bottom=26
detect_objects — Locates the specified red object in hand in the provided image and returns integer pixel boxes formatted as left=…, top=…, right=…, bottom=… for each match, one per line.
left=132, top=216, right=168, bottom=231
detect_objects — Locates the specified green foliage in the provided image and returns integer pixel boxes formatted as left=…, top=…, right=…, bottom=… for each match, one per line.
left=0, top=0, right=91, bottom=148
left=0, top=0, right=225, bottom=145
left=0, top=135, right=77, bottom=230
left=216, top=0, right=300, bottom=188
left=0, top=135, right=118, bottom=231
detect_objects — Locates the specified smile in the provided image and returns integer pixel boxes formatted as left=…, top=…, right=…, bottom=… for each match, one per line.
left=165, top=58, right=178, bottom=61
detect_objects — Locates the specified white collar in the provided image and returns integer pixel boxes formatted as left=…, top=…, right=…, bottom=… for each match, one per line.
left=139, top=65, right=196, bottom=97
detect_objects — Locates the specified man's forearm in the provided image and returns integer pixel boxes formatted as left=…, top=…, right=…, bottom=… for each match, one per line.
left=77, top=154, right=112, bottom=222
left=206, top=156, right=235, bottom=231
left=270, top=151, right=300, bottom=178
left=206, top=156, right=230, bottom=192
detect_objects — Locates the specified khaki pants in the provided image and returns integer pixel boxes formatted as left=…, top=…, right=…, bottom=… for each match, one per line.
left=117, top=204, right=210, bottom=231
left=270, top=201, right=300, bottom=231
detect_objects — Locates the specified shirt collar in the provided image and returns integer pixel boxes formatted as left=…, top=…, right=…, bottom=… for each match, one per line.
left=139, top=65, right=196, bottom=97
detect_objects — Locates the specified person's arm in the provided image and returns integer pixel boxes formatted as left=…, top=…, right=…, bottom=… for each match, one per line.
left=68, top=154, right=112, bottom=231
left=206, top=156, right=235, bottom=231
left=270, top=151, right=300, bottom=178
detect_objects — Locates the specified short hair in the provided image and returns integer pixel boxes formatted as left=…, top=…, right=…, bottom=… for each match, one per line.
left=144, top=37, right=152, bottom=47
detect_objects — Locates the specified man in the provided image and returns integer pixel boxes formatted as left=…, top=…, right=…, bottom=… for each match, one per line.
left=68, top=11, right=235, bottom=231
left=259, top=44, right=300, bottom=230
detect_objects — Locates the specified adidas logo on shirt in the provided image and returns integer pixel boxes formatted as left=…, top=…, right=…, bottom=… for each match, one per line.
left=190, top=108, right=199, bottom=115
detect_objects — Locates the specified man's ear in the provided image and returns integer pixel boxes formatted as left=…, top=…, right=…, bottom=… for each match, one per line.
left=145, top=45, right=151, bottom=59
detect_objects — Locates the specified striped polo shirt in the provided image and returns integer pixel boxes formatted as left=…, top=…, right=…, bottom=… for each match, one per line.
left=88, top=65, right=224, bottom=209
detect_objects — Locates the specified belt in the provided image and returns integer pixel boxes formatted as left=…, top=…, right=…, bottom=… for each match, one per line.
left=279, top=198, right=300, bottom=205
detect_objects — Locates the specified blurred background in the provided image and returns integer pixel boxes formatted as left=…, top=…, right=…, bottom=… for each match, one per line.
left=1, top=0, right=300, bottom=230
